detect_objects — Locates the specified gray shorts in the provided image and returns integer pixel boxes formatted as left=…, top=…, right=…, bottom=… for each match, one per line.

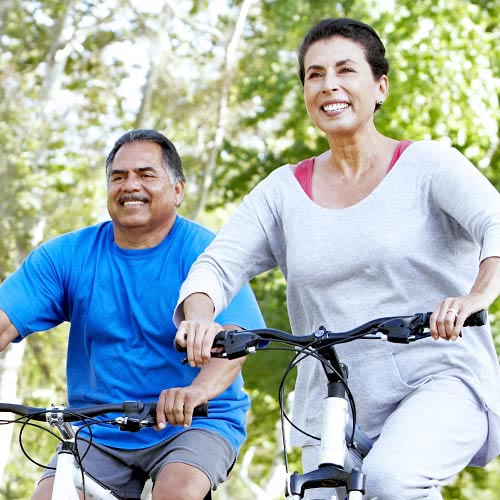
left=38, top=429, right=236, bottom=499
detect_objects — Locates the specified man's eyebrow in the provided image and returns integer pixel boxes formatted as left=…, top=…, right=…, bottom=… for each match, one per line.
left=110, top=167, right=127, bottom=175
left=110, top=166, right=157, bottom=175
left=136, top=166, right=157, bottom=173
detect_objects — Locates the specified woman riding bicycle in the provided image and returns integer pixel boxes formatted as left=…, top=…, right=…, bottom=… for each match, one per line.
left=174, top=18, right=500, bottom=500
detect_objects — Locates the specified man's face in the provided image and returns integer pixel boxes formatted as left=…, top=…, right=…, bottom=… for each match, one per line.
left=107, top=141, right=184, bottom=245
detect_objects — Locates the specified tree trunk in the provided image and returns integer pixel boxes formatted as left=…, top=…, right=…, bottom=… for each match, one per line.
left=189, top=0, right=256, bottom=220
left=39, top=0, right=78, bottom=107
left=134, top=5, right=172, bottom=129
left=0, top=0, right=11, bottom=43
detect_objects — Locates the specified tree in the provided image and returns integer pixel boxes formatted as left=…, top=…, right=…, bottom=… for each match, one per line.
left=0, top=0, right=499, bottom=497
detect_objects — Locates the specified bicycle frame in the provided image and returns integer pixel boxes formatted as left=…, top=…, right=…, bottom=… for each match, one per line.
left=287, top=343, right=365, bottom=500
left=46, top=407, right=120, bottom=500
left=211, top=310, right=486, bottom=500
left=52, top=451, right=118, bottom=499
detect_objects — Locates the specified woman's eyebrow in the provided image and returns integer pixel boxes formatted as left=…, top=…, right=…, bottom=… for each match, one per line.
left=306, top=59, right=358, bottom=72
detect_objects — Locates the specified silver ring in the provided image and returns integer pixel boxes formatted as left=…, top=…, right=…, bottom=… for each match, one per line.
left=446, top=308, right=458, bottom=316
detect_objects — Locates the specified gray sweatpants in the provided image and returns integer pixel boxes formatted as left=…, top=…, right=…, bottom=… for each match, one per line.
left=302, top=376, right=488, bottom=500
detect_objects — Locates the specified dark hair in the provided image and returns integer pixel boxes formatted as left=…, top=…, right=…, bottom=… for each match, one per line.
left=298, top=18, right=389, bottom=105
left=105, top=129, right=185, bottom=184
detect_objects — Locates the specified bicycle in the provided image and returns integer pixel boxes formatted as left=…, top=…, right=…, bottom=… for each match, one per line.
left=0, top=400, right=208, bottom=500
left=208, top=309, right=487, bottom=500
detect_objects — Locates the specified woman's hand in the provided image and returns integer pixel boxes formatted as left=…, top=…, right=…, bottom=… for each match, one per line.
left=430, top=257, right=500, bottom=340
left=174, top=293, right=218, bottom=368
left=429, top=293, right=486, bottom=341
left=175, top=319, right=222, bottom=368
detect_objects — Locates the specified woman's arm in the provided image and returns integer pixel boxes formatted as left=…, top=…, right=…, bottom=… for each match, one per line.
left=427, top=145, right=500, bottom=340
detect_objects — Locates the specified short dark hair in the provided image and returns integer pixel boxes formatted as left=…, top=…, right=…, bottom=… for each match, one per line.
left=105, top=129, right=185, bottom=183
left=298, top=18, right=389, bottom=103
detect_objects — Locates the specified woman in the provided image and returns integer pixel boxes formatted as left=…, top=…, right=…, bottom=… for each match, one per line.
left=174, top=18, right=500, bottom=499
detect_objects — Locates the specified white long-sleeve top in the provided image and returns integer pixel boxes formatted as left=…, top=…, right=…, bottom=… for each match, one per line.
left=175, top=140, right=500, bottom=465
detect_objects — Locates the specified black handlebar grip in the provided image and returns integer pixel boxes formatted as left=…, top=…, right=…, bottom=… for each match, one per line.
left=463, top=310, right=487, bottom=327
left=193, top=402, right=209, bottom=417
left=149, top=401, right=208, bottom=417
left=174, top=331, right=227, bottom=353
left=174, top=340, right=186, bottom=352
left=422, top=309, right=487, bottom=328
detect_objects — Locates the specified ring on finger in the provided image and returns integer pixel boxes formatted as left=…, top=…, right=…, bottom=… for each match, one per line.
left=446, top=308, right=459, bottom=316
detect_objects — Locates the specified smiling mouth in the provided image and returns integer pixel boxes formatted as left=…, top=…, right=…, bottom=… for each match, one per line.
left=119, top=195, right=149, bottom=206
left=123, top=200, right=146, bottom=206
left=322, top=102, right=350, bottom=112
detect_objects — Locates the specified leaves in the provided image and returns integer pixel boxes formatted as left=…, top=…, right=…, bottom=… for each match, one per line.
left=0, top=0, right=499, bottom=497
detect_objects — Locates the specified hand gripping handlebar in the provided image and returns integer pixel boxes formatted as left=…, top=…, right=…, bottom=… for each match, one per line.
left=209, top=309, right=487, bottom=358
left=0, top=400, right=208, bottom=432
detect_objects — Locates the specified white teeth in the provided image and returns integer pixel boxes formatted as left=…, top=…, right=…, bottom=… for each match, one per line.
left=124, top=201, right=145, bottom=206
left=323, top=103, right=349, bottom=112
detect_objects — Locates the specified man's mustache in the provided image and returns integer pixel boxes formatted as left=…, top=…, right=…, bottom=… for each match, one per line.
left=118, top=194, right=149, bottom=204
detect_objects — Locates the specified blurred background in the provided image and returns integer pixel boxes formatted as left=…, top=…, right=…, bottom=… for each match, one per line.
left=0, top=0, right=499, bottom=498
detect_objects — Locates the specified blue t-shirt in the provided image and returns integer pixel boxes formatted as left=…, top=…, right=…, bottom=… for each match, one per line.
left=0, top=216, right=265, bottom=451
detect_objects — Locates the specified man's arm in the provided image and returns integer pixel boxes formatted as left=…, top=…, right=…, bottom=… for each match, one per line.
left=158, top=321, right=245, bottom=429
left=0, top=310, right=21, bottom=351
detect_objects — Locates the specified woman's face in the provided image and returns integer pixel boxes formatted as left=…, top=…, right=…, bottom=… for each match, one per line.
left=302, top=36, right=387, bottom=138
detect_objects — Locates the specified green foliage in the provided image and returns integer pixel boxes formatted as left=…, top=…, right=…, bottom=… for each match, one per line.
left=0, top=0, right=499, bottom=497
left=443, top=460, right=500, bottom=500
left=0, top=326, right=68, bottom=500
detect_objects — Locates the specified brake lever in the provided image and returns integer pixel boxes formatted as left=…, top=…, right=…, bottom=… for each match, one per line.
left=116, top=401, right=154, bottom=432
left=212, top=330, right=262, bottom=359
left=378, top=317, right=416, bottom=344
left=379, top=314, right=464, bottom=343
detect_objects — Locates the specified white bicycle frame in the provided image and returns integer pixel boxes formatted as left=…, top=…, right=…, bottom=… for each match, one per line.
left=47, top=406, right=120, bottom=500
left=52, top=451, right=118, bottom=500
left=2, top=399, right=206, bottom=500
left=215, top=311, right=486, bottom=500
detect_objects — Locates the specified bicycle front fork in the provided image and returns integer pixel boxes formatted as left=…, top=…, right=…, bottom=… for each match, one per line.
left=286, top=390, right=366, bottom=499
left=286, top=465, right=365, bottom=500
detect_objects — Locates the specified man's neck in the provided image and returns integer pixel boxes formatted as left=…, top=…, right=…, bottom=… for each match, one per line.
left=113, top=219, right=176, bottom=249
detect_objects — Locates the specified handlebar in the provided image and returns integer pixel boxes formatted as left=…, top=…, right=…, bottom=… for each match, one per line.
left=210, top=310, right=487, bottom=360
left=0, top=400, right=209, bottom=432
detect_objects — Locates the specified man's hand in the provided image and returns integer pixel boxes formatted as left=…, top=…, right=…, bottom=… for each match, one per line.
left=155, top=354, right=244, bottom=429
left=155, top=385, right=207, bottom=429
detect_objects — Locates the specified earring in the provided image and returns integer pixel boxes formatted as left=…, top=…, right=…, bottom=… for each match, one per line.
left=377, top=99, right=384, bottom=105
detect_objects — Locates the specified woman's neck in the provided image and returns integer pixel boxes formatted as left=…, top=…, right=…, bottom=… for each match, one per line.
left=323, top=130, right=395, bottom=180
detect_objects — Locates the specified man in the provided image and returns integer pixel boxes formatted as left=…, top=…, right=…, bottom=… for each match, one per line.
left=0, top=129, right=265, bottom=500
